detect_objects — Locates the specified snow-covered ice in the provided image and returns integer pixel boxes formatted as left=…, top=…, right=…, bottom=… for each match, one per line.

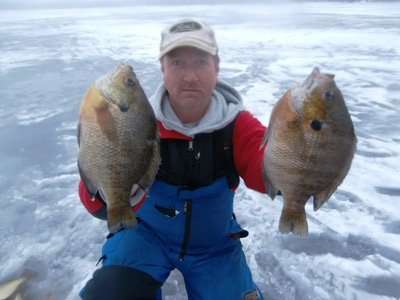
left=0, top=2, right=399, bottom=299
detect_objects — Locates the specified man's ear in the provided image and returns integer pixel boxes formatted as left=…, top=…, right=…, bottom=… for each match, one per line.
left=160, top=57, right=165, bottom=74
left=215, top=65, right=220, bottom=79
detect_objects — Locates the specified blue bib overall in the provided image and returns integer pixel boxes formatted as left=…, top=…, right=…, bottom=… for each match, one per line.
left=80, top=120, right=265, bottom=300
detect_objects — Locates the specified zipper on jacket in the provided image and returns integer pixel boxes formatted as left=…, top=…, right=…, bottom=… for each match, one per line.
left=180, top=199, right=193, bottom=261
left=188, top=140, right=195, bottom=186
left=188, top=140, right=194, bottom=166
left=188, top=139, right=201, bottom=186
left=188, top=140, right=193, bottom=151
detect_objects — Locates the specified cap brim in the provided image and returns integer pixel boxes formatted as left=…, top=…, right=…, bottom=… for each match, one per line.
left=159, top=38, right=217, bottom=59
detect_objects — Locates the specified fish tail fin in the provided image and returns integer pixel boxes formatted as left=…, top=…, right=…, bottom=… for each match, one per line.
left=279, top=209, right=308, bottom=237
left=107, top=206, right=138, bottom=233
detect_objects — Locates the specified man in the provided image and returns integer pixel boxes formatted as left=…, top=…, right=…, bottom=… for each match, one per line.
left=79, top=18, right=268, bottom=300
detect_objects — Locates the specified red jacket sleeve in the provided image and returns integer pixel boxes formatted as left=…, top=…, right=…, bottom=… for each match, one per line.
left=233, top=111, right=267, bottom=194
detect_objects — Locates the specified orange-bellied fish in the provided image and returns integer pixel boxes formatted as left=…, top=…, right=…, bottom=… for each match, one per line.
left=0, top=275, right=27, bottom=300
left=77, top=63, right=160, bottom=233
left=261, top=67, right=356, bottom=237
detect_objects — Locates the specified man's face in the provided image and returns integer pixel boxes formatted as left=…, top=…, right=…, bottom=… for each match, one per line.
left=161, top=47, right=219, bottom=123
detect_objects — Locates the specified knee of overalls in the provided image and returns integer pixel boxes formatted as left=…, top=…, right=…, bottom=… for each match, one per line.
left=101, top=225, right=173, bottom=282
left=80, top=225, right=173, bottom=300
left=80, top=265, right=163, bottom=300
left=179, top=238, right=265, bottom=300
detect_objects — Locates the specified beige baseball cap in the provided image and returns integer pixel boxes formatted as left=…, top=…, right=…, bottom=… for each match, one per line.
left=159, top=18, right=218, bottom=59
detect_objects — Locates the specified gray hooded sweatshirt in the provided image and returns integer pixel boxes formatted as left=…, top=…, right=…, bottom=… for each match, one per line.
left=149, top=80, right=244, bottom=138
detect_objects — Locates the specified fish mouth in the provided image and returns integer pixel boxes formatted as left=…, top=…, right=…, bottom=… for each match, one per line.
left=293, top=67, right=335, bottom=117
left=95, top=76, right=131, bottom=112
left=302, top=67, right=335, bottom=91
left=107, top=94, right=130, bottom=112
left=289, top=68, right=322, bottom=116
left=302, top=67, right=321, bottom=89
left=101, top=87, right=131, bottom=112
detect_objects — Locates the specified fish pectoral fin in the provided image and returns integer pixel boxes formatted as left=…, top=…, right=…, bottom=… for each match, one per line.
left=279, top=208, right=308, bottom=237
left=264, top=180, right=278, bottom=201
left=78, top=164, right=98, bottom=199
left=107, top=205, right=138, bottom=233
left=95, top=108, right=119, bottom=143
left=139, top=139, right=161, bottom=195
left=0, top=274, right=28, bottom=300
left=15, top=293, right=24, bottom=300
left=98, top=189, right=108, bottom=203
left=259, top=128, right=269, bottom=150
left=77, top=121, right=81, bottom=147
left=262, top=164, right=277, bottom=200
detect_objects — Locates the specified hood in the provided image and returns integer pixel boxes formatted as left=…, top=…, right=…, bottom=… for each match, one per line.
left=149, top=80, right=244, bottom=138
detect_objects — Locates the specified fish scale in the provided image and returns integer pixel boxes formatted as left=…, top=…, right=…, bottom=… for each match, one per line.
left=0, top=276, right=26, bottom=300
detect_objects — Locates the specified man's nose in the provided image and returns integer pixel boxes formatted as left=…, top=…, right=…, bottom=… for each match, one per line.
left=182, top=66, right=198, bottom=82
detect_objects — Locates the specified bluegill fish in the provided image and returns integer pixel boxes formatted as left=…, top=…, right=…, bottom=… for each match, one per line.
left=14, top=293, right=24, bottom=300
left=78, top=63, right=160, bottom=233
left=0, top=275, right=27, bottom=300
left=261, top=67, right=356, bottom=237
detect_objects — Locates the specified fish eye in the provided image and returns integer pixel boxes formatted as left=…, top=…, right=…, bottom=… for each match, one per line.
left=324, top=91, right=333, bottom=100
left=311, top=119, right=322, bottom=131
left=125, top=77, right=135, bottom=86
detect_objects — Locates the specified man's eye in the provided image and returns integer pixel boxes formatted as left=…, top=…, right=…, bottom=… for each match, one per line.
left=197, top=60, right=207, bottom=66
left=172, top=60, right=181, bottom=66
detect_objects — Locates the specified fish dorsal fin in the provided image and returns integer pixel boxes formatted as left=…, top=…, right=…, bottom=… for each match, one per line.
left=313, top=193, right=333, bottom=212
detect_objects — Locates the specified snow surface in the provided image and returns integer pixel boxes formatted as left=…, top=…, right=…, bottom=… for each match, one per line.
left=0, top=2, right=400, bottom=299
